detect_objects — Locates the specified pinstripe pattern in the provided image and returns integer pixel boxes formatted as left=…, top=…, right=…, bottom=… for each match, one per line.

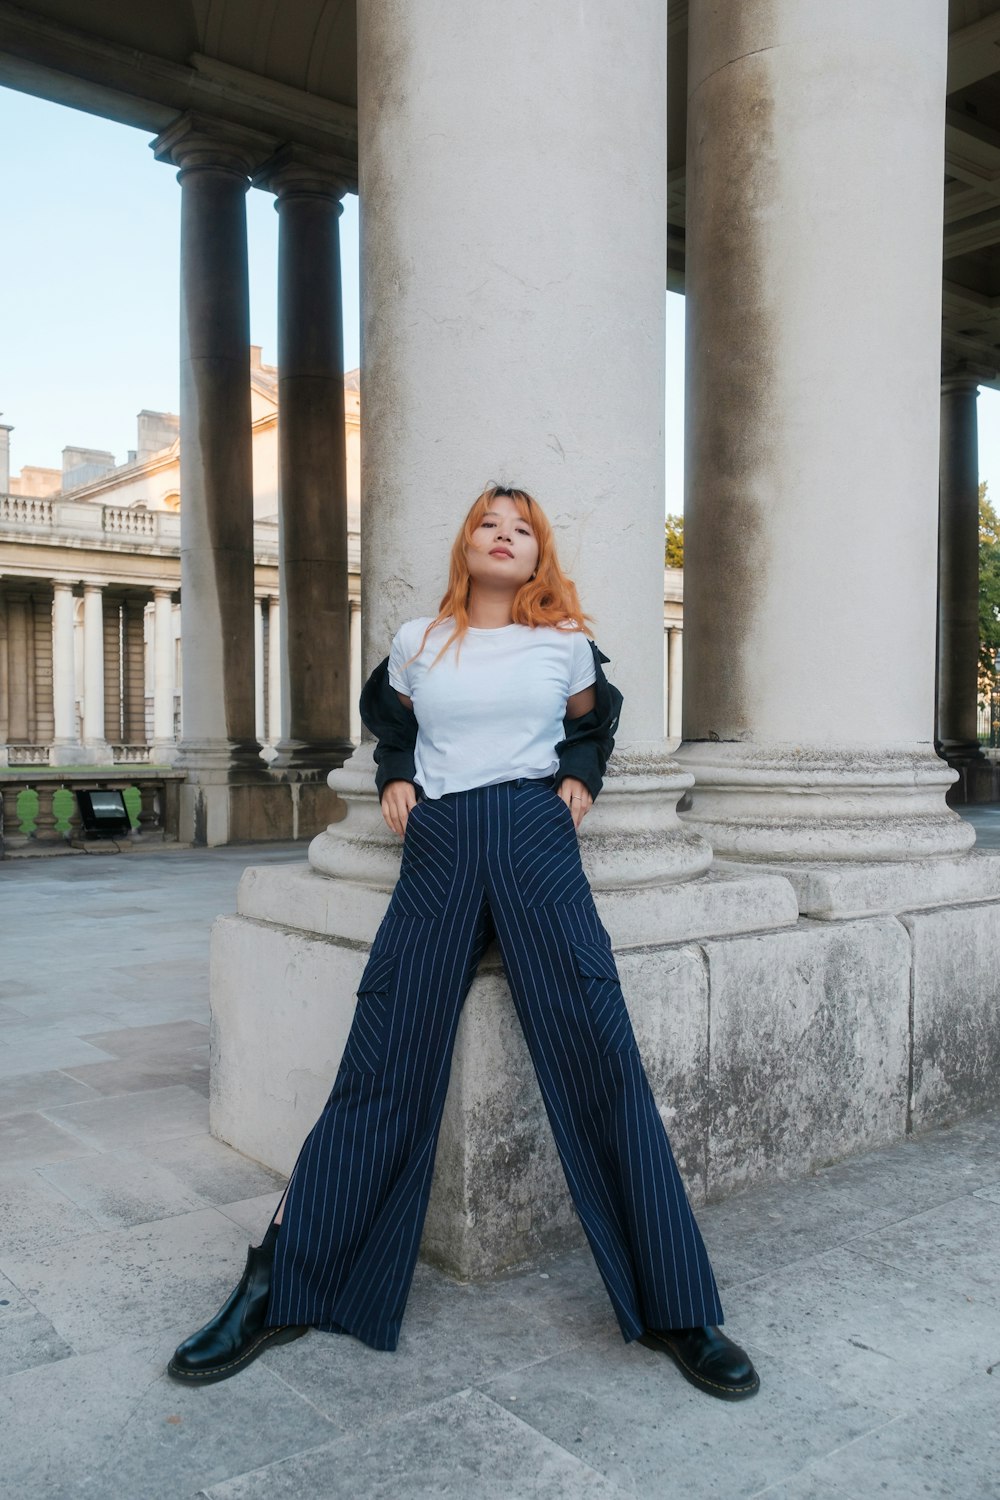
left=266, top=777, right=723, bottom=1349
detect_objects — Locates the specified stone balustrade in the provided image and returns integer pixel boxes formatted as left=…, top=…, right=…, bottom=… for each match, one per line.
left=0, top=495, right=54, bottom=525
left=0, top=770, right=184, bottom=853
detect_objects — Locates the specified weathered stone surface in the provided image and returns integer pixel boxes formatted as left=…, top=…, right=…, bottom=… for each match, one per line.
left=720, top=848, right=1000, bottom=920
left=906, top=900, right=1000, bottom=1130
left=704, top=918, right=910, bottom=1195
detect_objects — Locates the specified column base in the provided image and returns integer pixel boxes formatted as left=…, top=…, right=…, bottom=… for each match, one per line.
left=49, top=743, right=95, bottom=769
left=81, top=740, right=115, bottom=767
left=676, top=742, right=973, bottom=861
left=150, top=740, right=180, bottom=768
left=179, top=765, right=345, bottom=845
left=269, top=736, right=355, bottom=772
left=308, top=742, right=715, bottom=944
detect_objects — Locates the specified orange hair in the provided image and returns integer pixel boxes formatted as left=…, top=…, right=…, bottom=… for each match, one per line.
left=408, top=484, right=594, bottom=669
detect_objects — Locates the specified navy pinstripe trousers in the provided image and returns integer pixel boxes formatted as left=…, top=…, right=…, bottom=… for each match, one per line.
left=266, top=776, right=723, bottom=1350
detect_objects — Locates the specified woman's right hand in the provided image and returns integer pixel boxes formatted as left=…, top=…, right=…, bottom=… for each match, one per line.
left=381, top=779, right=419, bottom=837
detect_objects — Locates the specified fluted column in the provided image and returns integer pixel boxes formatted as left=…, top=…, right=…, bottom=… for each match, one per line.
left=152, top=587, right=176, bottom=761
left=153, top=114, right=272, bottom=838
left=254, top=146, right=354, bottom=772
left=937, top=373, right=984, bottom=768
left=50, top=581, right=79, bottom=758
left=81, top=583, right=111, bottom=761
left=677, top=0, right=968, bottom=866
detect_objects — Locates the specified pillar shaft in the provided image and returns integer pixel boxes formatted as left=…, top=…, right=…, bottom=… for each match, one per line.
left=82, top=584, right=106, bottom=745
left=5, top=591, right=29, bottom=741
left=677, top=0, right=968, bottom=862
left=667, top=627, right=683, bottom=741
left=312, top=0, right=711, bottom=896
left=254, top=597, right=265, bottom=743
left=122, top=596, right=147, bottom=743
left=152, top=588, right=175, bottom=749
left=51, top=582, right=76, bottom=746
left=256, top=148, right=353, bottom=770
left=267, top=596, right=282, bottom=744
left=937, top=375, right=982, bottom=759
left=154, top=117, right=269, bottom=773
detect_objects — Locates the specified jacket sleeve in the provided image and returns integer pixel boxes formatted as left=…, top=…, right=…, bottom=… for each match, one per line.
left=552, top=640, right=623, bottom=802
left=359, top=656, right=419, bottom=801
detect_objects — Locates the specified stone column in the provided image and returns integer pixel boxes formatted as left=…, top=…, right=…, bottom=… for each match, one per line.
left=667, top=626, right=683, bottom=741
left=5, top=590, right=29, bottom=743
left=153, top=114, right=272, bottom=843
left=937, top=373, right=984, bottom=773
left=254, top=146, right=354, bottom=773
left=152, top=588, right=176, bottom=762
left=349, top=598, right=361, bottom=747
left=82, top=583, right=111, bottom=762
left=677, top=0, right=970, bottom=878
left=311, top=0, right=712, bottom=911
left=254, top=596, right=266, bottom=744
left=122, top=595, right=147, bottom=744
left=267, top=595, right=282, bottom=745
left=51, top=581, right=82, bottom=762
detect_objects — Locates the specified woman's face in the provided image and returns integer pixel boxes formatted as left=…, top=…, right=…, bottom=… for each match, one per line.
left=465, top=496, right=540, bottom=590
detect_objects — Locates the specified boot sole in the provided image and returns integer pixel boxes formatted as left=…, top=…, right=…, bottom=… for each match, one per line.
left=167, top=1324, right=308, bottom=1385
left=639, top=1331, right=760, bottom=1401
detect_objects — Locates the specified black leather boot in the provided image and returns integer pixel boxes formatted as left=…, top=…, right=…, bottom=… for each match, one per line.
left=167, top=1223, right=307, bottom=1384
left=641, top=1325, right=760, bottom=1400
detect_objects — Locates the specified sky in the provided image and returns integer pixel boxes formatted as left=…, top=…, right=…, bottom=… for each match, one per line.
left=2, top=84, right=997, bottom=519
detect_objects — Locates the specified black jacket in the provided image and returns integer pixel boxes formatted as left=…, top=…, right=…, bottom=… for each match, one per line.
left=358, top=638, right=623, bottom=803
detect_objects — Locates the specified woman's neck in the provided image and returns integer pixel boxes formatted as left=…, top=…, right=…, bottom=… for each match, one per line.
left=466, top=586, right=516, bottom=630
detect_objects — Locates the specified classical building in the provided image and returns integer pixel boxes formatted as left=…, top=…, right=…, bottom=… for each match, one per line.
left=0, top=355, right=363, bottom=774
left=1, top=1, right=997, bottom=1275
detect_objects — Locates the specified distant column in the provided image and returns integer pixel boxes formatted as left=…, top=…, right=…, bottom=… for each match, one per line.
left=82, top=583, right=111, bottom=761
left=5, top=590, right=29, bottom=742
left=122, top=595, right=147, bottom=743
left=152, top=587, right=176, bottom=761
left=937, top=373, right=984, bottom=767
left=254, top=596, right=265, bottom=742
left=267, top=595, right=282, bottom=744
left=153, top=113, right=272, bottom=839
left=349, top=598, right=361, bottom=747
left=255, top=145, right=354, bottom=772
left=51, top=581, right=77, bottom=753
left=667, top=626, right=683, bottom=741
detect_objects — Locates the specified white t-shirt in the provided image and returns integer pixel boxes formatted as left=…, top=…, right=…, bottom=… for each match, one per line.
left=387, top=616, right=597, bottom=800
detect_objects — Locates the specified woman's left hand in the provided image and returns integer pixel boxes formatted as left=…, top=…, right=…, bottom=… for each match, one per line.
left=557, top=776, right=593, bottom=830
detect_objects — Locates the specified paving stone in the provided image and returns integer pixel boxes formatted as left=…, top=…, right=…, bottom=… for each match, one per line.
left=214, top=1193, right=284, bottom=1239
left=37, top=1147, right=210, bottom=1229
left=0, top=1068, right=100, bottom=1118
left=0, top=1111, right=99, bottom=1168
left=268, top=1257, right=588, bottom=1430
left=752, top=1476, right=861, bottom=1499
left=480, top=1328, right=888, bottom=1500
left=200, top=1388, right=625, bottom=1500
left=62, top=1050, right=211, bottom=1098
left=0, top=1034, right=119, bottom=1080
left=0, top=1309, right=75, bottom=1381
left=846, top=1193, right=1000, bottom=1309
left=0, top=1166, right=102, bottom=1256
left=805, top=1373, right=1000, bottom=1499
left=140, top=1133, right=287, bottom=1205
left=40, top=1083, right=208, bottom=1148
left=974, top=1182, right=1000, bottom=1204
left=732, top=1246, right=1000, bottom=1415
left=0, top=1206, right=251, bottom=1353
left=0, top=1334, right=339, bottom=1500
left=78, top=1019, right=210, bottom=1059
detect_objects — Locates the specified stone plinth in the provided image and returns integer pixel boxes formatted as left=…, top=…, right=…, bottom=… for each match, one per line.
left=207, top=851, right=1000, bottom=1279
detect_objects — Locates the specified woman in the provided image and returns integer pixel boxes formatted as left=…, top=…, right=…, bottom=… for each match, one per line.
left=168, top=485, right=759, bottom=1402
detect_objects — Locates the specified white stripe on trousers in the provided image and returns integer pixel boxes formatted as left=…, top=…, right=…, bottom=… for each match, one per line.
left=266, top=777, right=724, bottom=1350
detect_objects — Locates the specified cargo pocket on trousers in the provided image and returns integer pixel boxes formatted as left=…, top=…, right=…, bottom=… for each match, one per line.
left=342, top=950, right=396, bottom=1073
left=571, top=939, right=636, bottom=1056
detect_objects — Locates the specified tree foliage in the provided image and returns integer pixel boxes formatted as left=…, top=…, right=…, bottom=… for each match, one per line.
left=980, top=483, right=1000, bottom=688
left=664, top=514, right=684, bottom=568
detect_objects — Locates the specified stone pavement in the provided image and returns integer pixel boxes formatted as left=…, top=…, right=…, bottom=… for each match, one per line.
left=0, top=838, right=998, bottom=1500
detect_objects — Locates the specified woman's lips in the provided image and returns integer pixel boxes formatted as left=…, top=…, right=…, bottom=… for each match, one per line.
left=489, top=548, right=514, bottom=558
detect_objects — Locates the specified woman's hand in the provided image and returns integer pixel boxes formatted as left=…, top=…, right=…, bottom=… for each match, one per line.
left=382, top=779, right=419, bottom=837
left=556, top=776, right=593, bottom=830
